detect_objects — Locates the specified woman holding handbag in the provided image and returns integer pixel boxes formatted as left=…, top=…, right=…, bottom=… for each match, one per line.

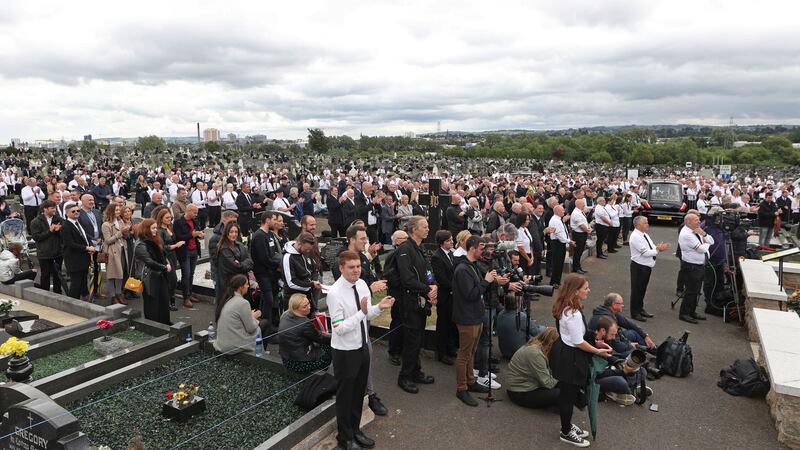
left=134, top=219, right=172, bottom=325
left=155, top=208, right=185, bottom=312
left=101, top=204, right=130, bottom=305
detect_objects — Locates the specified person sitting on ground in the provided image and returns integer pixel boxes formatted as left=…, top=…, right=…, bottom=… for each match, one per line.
left=587, top=293, right=656, bottom=358
left=214, top=274, right=262, bottom=355
left=506, top=326, right=560, bottom=410
left=278, top=293, right=332, bottom=374
left=585, top=316, right=650, bottom=406
left=0, top=243, right=36, bottom=285
left=497, top=292, right=547, bottom=359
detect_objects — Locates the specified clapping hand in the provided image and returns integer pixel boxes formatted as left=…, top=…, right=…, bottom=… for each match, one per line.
left=378, top=295, right=395, bottom=310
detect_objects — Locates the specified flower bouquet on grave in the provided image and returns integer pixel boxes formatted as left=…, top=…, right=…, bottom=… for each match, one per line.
left=0, top=299, right=19, bottom=316
left=0, top=336, right=32, bottom=382
left=96, top=319, right=114, bottom=341
left=162, top=383, right=206, bottom=422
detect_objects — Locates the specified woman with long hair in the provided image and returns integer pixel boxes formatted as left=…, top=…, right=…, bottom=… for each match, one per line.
left=134, top=219, right=172, bottom=325
left=278, top=293, right=332, bottom=374
left=548, top=274, right=611, bottom=447
left=216, top=221, right=254, bottom=294
left=155, top=208, right=185, bottom=312
left=214, top=274, right=261, bottom=354
left=135, top=175, right=150, bottom=214
left=101, top=203, right=130, bottom=305
left=506, top=327, right=561, bottom=409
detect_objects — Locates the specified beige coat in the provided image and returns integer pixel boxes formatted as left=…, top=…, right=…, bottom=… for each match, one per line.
left=102, top=220, right=127, bottom=279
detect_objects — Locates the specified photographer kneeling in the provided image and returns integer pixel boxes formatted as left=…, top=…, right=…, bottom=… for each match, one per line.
left=278, top=293, right=332, bottom=374
left=586, top=316, right=650, bottom=406
left=588, top=293, right=656, bottom=358
left=506, top=327, right=561, bottom=410
left=496, top=251, right=549, bottom=359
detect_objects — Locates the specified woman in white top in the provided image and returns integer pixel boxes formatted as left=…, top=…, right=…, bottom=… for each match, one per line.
left=619, top=193, right=634, bottom=245
left=548, top=274, right=611, bottom=447
left=792, top=192, right=800, bottom=225
left=514, top=213, right=534, bottom=270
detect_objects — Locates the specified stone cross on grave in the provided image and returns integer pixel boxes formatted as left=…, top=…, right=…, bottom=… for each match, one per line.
left=418, top=178, right=450, bottom=243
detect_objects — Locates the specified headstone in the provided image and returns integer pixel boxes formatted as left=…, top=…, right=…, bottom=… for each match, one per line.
left=0, top=397, right=89, bottom=450
left=417, top=178, right=450, bottom=243
left=92, top=336, right=133, bottom=356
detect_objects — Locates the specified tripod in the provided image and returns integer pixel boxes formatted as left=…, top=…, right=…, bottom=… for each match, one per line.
left=482, top=291, right=502, bottom=407
left=720, top=236, right=743, bottom=324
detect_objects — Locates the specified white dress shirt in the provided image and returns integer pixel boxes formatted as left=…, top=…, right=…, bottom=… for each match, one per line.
left=696, top=199, right=708, bottom=214
left=678, top=226, right=713, bottom=265
left=629, top=229, right=658, bottom=268
left=191, top=189, right=207, bottom=209
left=549, top=215, right=569, bottom=244
left=222, top=191, right=238, bottom=210
left=606, top=204, right=620, bottom=227
left=21, top=185, right=45, bottom=207
left=328, top=277, right=381, bottom=351
left=594, top=204, right=611, bottom=226
left=516, top=227, right=533, bottom=255
left=206, top=189, right=220, bottom=207
left=570, top=209, right=588, bottom=233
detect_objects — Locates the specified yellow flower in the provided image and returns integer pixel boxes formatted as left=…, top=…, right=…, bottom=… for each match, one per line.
left=174, top=391, right=187, bottom=401
left=0, top=337, right=29, bottom=357
left=178, top=384, right=185, bottom=389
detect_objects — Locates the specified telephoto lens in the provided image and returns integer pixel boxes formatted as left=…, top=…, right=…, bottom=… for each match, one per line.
left=624, top=349, right=647, bottom=371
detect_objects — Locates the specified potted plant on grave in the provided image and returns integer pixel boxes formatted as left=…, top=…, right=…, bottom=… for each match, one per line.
left=162, top=383, right=206, bottom=422
left=0, top=299, right=19, bottom=318
left=96, top=319, right=114, bottom=341
left=0, top=336, right=33, bottom=382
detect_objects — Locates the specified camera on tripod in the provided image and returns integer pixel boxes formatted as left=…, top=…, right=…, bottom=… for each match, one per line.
left=708, top=208, right=751, bottom=234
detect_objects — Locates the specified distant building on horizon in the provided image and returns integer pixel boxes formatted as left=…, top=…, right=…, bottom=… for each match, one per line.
left=203, top=128, right=220, bottom=142
left=249, top=134, right=267, bottom=144
left=227, top=133, right=237, bottom=143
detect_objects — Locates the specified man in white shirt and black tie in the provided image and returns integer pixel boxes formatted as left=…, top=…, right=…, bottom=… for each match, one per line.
left=328, top=250, right=394, bottom=450
left=628, top=216, right=670, bottom=322
left=677, top=213, right=713, bottom=324
left=21, top=178, right=45, bottom=233
left=569, top=199, right=591, bottom=275
left=548, top=204, right=574, bottom=289
left=191, top=181, right=208, bottom=229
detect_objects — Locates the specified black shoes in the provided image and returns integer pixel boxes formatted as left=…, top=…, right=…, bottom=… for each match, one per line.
left=398, top=378, right=419, bottom=394
left=608, top=249, right=618, bottom=253
left=338, top=439, right=362, bottom=450
left=388, top=354, right=401, bottom=366
left=679, top=315, right=698, bottom=324
left=413, top=373, right=435, bottom=384
left=368, top=394, right=387, bottom=416
left=457, top=390, right=479, bottom=407
left=597, top=254, right=608, bottom=259
left=632, top=314, right=647, bottom=322
left=169, top=303, right=178, bottom=312
left=641, top=310, right=654, bottom=318
left=467, top=382, right=490, bottom=393
left=354, top=431, right=375, bottom=449
left=574, top=269, right=588, bottom=274
left=438, top=355, right=455, bottom=366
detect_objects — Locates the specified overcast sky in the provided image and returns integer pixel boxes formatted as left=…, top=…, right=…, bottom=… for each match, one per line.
left=2, top=0, right=799, bottom=142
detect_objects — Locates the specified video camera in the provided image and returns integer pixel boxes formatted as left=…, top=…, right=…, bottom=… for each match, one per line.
left=707, top=209, right=751, bottom=234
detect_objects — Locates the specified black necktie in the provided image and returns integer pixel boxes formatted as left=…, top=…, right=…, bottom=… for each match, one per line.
left=644, top=233, right=656, bottom=261
left=353, top=285, right=367, bottom=348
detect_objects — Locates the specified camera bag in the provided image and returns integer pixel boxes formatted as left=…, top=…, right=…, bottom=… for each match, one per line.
left=717, top=358, right=769, bottom=398
left=656, top=335, right=693, bottom=377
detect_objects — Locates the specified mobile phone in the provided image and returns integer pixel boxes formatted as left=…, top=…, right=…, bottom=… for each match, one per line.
left=649, top=403, right=659, bottom=412
left=325, top=316, right=332, bottom=332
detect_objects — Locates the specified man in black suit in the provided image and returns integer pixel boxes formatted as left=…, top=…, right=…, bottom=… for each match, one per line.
left=235, top=182, right=260, bottom=236
left=446, top=194, right=466, bottom=237
left=61, top=202, right=95, bottom=299
left=30, top=200, right=64, bottom=294
left=485, top=202, right=506, bottom=235
left=430, top=230, right=457, bottom=365
left=77, top=193, right=104, bottom=297
left=341, top=189, right=357, bottom=227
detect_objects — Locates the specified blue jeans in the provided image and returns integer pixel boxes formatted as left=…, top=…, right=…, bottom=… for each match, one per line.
left=474, top=310, right=492, bottom=377
left=614, top=329, right=647, bottom=358
left=180, top=248, right=198, bottom=300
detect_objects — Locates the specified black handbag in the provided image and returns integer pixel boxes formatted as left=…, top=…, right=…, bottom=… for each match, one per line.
left=294, top=373, right=338, bottom=411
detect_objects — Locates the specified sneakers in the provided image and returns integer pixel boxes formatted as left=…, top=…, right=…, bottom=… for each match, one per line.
left=477, top=375, right=501, bottom=390
left=571, top=424, right=590, bottom=439
left=560, top=429, right=590, bottom=447
left=473, top=369, right=497, bottom=380
left=636, top=386, right=654, bottom=399
left=605, top=392, right=636, bottom=406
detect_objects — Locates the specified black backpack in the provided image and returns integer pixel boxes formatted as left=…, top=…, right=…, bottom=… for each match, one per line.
left=718, top=358, right=770, bottom=398
left=294, top=373, right=338, bottom=411
left=656, top=332, right=694, bottom=377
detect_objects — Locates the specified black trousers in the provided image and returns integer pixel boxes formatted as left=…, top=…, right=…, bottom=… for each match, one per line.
left=545, top=239, right=553, bottom=277
left=621, top=217, right=633, bottom=242
left=629, top=262, right=652, bottom=316
left=2, top=270, right=36, bottom=285
left=400, top=305, right=426, bottom=380
left=256, top=273, right=275, bottom=331
left=558, top=381, right=581, bottom=435
left=679, top=261, right=705, bottom=316
left=207, top=206, right=221, bottom=229
left=197, top=208, right=208, bottom=229
left=388, top=296, right=404, bottom=356
left=333, top=346, right=370, bottom=443
left=68, top=269, right=89, bottom=299
left=435, top=295, right=457, bottom=357
left=549, top=241, right=567, bottom=285
left=38, top=256, right=63, bottom=294
left=24, top=205, right=38, bottom=233
left=507, top=387, right=560, bottom=409
left=607, top=226, right=620, bottom=250
left=595, top=224, right=608, bottom=255
left=572, top=232, right=587, bottom=271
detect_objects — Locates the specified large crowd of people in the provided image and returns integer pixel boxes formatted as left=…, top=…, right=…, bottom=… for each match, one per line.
left=2, top=148, right=799, bottom=448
